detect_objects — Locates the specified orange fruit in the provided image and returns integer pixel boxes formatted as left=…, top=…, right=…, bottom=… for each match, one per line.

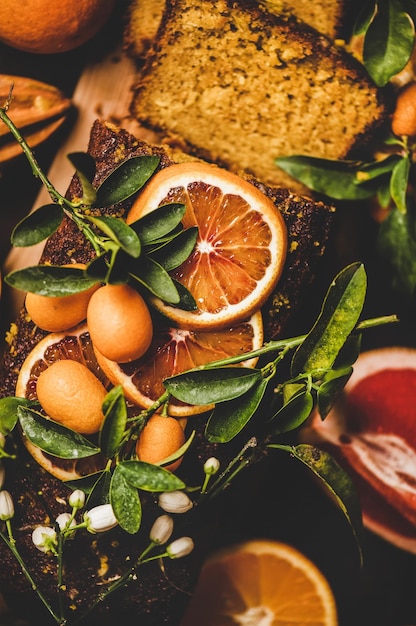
left=392, top=82, right=416, bottom=137
left=180, top=539, right=338, bottom=626
left=15, top=324, right=108, bottom=480
left=303, top=347, right=416, bottom=554
left=25, top=265, right=99, bottom=333
left=87, top=284, right=153, bottom=363
left=36, top=359, right=107, bottom=435
left=95, top=310, right=264, bottom=417
left=136, top=414, right=185, bottom=472
left=127, top=162, right=287, bottom=330
left=0, top=0, right=116, bottom=54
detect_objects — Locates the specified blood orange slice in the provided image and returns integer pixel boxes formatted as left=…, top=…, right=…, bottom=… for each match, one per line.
left=15, top=324, right=109, bottom=480
left=95, top=311, right=264, bottom=417
left=303, top=347, right=416, bottom=553
left=127, top=162, right=287, bottom=330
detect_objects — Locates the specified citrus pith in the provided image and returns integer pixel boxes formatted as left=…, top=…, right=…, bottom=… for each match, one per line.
left=94, top=311, right=264, bottom=417
left=127, top=162, right=287, bottom=330
left=180, top=539, right=338, bottom=626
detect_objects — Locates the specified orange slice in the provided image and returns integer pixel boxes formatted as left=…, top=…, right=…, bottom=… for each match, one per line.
left=303, top=346, right=416, bottom=554
left=95, top=311, right=264, bottom=417
left=15, top=324, right=109, bottom=480
left=127, top=162, right=287, bottom=330
left=180, top=539, right=338, bottom=626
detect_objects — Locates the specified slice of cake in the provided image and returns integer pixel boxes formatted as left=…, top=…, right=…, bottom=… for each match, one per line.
left=0, top=120, right=335, bottom=625
left=130, top=0, right=390, bottom=190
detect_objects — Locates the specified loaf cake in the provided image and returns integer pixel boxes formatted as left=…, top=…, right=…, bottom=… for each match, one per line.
left=124, top=0, right=351, bottom=59
left=0, top=120, right=335, bottom=625
left=129, top=0, right=390, bottom=191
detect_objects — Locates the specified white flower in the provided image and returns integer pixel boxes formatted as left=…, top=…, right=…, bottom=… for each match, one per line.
left=0, top=462, right=5, bottom=489
left=158, top=491, right=193, bottom=514
left=84, top=504, right=118, bottom=533
left=203, top=457, right=220, bottom=475
left=149, top=515, right=174, bottom=545
left=56, top=513, right=76, bottom=531
left=166, top=536, right=194, bottom=559
left=0, top=490, right=14, bottom=521
left=68, top=489, right=85, bottom=510
left=32, top=526, right=57, bottom=553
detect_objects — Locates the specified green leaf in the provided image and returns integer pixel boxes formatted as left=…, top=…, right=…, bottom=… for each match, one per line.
left=130, top=256, right=180, bottom=303
left=150, top=227, right=198, bottom=271
left=171, top=279, right=198, bottom=311
left=131, top=203, right=186, bottom=244
left=18, top=407, right=100, bottom=459
left=165, top=367, right=263, bottom=405
left=85, top=253, right=109, bottom=281
left=268, top=390, right=314, bottom=435
left=158, top=430, right=195, bottom=467
left=274, top=156, right=379, bottom=200
left=67, top=152, right=97, bottom=205
left=95, top=156, right=160, bottom=207
left=353, top=0, right=377, bottom=34
left=87, top=215, right=141, bottom=258
left=99, top=386, right=128, bottom=459
left=291, top=263, right=367, bottom=376
left=5, top=265, right=99, bottom=296
left=269, top=444, right=364, bottom=565
left=0, top=397, right=32, bottom=435
left=377, top=206, right=416, bottom=301
left=117, top=460, right=185, bottom=491
left=110, top=465, right=142, bottom=534
left=65, top=470, right=107, bottom=494
left=11, top=204, right=64, bottom=247
left=317, top=367, right=353, bottom=420
left=390, top=155, right=411, bottom=213
left=206, top=378, right=268, bottom=443
left=85, top=470, right=112, bottom=507
left=357, top=153, right=401, bottom=181
left=363, top=0, right=415, bottom=86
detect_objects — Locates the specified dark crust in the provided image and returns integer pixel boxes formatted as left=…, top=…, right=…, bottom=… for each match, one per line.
left=0, top=120, right=335, bottom=625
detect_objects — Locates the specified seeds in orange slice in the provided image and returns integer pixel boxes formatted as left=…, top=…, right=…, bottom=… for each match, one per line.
left=180, top=539, right=338, bottom=626
left=15, top=324, right=109, bottom=480
left=94, top=311, right=264, bottom=417
left=127, top=162, right=287, bottom=330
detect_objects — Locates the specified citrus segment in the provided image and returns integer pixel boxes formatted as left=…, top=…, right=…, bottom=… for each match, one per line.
left=180, top=539, right=338, bottom=625
left=303, top=347, right=416, bottom=553
left=127, top=162, right=287, bottom=330
left=94, top=311, right=264, bottom=417
left=15, top=324, right=109, bottom=480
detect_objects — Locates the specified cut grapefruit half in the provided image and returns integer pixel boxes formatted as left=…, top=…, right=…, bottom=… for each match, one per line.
left=127, top=162, right=287, bottom=330
left=180, top=539, right=338, bottom=626
left=302, top=347, right=416, bottom=553
left=15, top=324, right=109, bottom=481
left=94, top=311, right=264, bottom=417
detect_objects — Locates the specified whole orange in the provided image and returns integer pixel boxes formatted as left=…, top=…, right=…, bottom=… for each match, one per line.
left=36, top=359, right=107, bottom=434
left=87, top=283, right=153, bottom=363
left=0, top=0, right=116, bottom=54
left=392, top=82, right=416, bottom=137
left=136, top=414, right=186, bottom=472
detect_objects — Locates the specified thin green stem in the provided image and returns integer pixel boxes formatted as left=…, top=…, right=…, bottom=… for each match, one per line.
left=0, top=529, right=63, bottom=624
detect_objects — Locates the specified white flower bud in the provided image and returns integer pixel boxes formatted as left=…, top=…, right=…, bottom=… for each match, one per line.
left=0, top=462, right=5, bottom=489
left=68, top=489, right=85, bottom=510
left=56, top=513, right=76, bottom=531
left=158, top=491, right=193, bottom=514
left=203, top=457, right=220, bottom=475
left=149, top=514, right=174, bottom=545
left=0, top=490, right=14, bottom=521
left=32, top=526, right=57, bottom=553
left=84, top=504, right=118, bottom=533
left=166, top=536, right=194, bottom=559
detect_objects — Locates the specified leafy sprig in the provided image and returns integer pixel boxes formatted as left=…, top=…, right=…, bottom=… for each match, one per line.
left=354, top=0, right=416, bottom=86
left=0, top=103, right=197, bottom=309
